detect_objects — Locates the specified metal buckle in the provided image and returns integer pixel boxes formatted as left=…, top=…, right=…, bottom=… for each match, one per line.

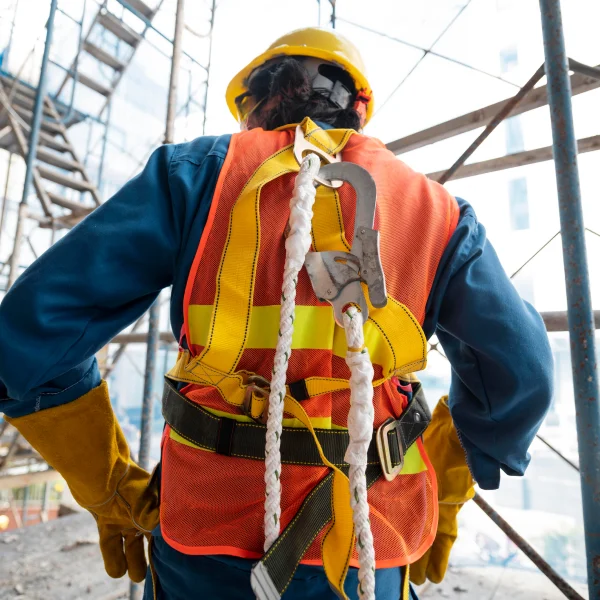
left=293, top=125, right=343, bottom=188
left=376, top=418, right=404, bottom=482
left=242, top=375, right=271, bottom=425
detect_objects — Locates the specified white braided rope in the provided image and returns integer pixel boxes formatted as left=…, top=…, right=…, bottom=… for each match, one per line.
left=343, top=306, right=376, bottom=600
left=263, top=153, right=377, bottom=600
left=263, top=153, right=321, bottom=551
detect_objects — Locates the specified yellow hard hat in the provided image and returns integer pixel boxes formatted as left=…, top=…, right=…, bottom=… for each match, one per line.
left=226, top=27, right=373, bottom=125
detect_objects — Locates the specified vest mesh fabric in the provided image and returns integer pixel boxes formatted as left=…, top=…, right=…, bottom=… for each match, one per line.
left=160, top=125, right=458, bottom=567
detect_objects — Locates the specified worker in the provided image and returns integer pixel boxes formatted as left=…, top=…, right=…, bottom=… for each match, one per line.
left=0, top=28, right=553, bottom=600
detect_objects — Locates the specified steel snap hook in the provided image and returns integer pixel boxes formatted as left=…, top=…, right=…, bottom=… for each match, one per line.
left=305, top=161, right=387, bottom=326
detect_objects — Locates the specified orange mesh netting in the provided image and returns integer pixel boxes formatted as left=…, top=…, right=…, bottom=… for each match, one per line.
left=161, top=429, right=328, bottom=557
left=161, top=429, right=436, bottom=567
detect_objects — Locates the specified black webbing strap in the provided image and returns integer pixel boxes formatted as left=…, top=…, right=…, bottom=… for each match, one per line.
left=162, top=377, right=430, bottom=468
left=251, top=464, right=382, bottom=599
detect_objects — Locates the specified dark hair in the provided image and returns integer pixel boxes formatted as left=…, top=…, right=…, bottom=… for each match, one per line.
left=245, top=57, right=362, bottom=131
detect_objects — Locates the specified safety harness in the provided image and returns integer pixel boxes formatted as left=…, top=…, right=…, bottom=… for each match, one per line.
left=161, top=120, right=436, bottom=599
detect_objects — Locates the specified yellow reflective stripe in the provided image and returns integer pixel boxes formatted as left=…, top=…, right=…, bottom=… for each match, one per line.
left=189, top=305, right=337, bottom=350
left=197, top=145, right=297, bottom=374
left=400, top=443, right=427, bottom=475
left=189, top=301, right=426, bottom=377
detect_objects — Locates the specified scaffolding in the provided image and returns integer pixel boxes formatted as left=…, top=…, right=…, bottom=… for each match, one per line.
left=0, top=0, right=598, bottom=598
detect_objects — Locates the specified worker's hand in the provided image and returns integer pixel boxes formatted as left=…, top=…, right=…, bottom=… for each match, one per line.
left=87, top=462, right=160, bottom=583
left=6, top=381, right=160, bottom=583
left=410, top=502, right=461, bottom=584
left=410, top=397, right=475, bottom=585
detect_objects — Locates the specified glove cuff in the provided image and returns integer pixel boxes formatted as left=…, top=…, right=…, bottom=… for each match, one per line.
left=7, top=381, right=134, bottom=506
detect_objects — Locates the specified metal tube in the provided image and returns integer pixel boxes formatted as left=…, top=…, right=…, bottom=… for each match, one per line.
left=129, top=300, right=159, bottom=600
left=438, top=64, right=546, bottom=184
left=137, top=0, right=185, bottom=463
left=0, top=153, right=13, bottom=248
left=113, top=0, right=205, bottom=73
left=138, top=300, right=159, bottom=470
left=202, top=0, right=216, bottom=136
left=21, top=484, right=29, bottom=527
left=40, top=481, right=50, bottom=522
left=130, top=4, right=186, bottom=594
left=98, top=99, right=112, bottom=193
left=57, top=0, right=86, bottom=126
left=164, top=0, right=185, bottom=144
left=3, top=0, right=20, bottom=70
left=6, top=0, right=57, bottom=289
left=536, top=434, right=580, bottom=472
left=567, top=58, right=600, bottom=82
left=473, top=494, right=585, bottom=600
left=539, top=0, right=600, bottom=596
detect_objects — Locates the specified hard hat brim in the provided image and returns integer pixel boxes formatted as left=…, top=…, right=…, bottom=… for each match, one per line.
left=226, top=44, right=374, bottom=125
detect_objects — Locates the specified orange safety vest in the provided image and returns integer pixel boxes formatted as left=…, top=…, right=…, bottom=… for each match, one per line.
left=160, top=119, right=459, bottom=569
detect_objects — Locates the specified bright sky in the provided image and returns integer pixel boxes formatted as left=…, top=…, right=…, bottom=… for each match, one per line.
left=2, top=0, right=598, bottom=169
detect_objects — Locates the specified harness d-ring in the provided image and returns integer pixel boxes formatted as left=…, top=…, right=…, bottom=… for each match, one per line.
left=293, top=125, right=343, bottom=188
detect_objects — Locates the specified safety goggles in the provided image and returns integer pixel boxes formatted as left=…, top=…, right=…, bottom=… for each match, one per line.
left=234, top=91, right=266, bottom=123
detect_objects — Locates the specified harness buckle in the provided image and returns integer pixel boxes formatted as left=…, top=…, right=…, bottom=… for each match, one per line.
left=293, top=125, right=343, bottom=189
left=376, top=417, right=404, bottom=481
left=243, top=375, right=271, bottom=425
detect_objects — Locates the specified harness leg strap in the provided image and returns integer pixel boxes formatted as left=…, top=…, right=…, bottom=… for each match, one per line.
left=251, top=562, right=282, bottom=600
left=251, top=465, right=381, bottom=599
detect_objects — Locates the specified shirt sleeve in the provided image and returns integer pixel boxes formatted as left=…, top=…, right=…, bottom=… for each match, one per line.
left=0, top=144, right=179, bottom=417
left=424, top=199, right=554, bottom=490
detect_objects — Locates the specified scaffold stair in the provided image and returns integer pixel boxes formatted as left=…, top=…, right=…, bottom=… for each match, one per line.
left=55, top=0, right=159, bottom=110
left=0, top=78, right=101, bottom=228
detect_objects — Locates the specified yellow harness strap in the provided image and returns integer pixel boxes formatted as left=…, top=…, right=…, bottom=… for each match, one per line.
left=197, top=119, right=353, bottom=376
left=281, top=396, right=354, bottom=600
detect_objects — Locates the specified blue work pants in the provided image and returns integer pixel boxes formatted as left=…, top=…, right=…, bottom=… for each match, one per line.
left=143, top=533, right=419, bottom=599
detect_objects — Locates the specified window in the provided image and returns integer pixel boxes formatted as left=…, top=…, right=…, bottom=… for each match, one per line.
left=500, top=46, right=519, bottom=73
left=505, top=116, right=524, bottom=153
left=509, top=178, right=530, bottom=231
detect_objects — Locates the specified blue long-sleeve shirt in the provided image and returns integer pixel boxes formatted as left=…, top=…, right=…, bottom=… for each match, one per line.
left=0, top=133, right=553, bottom=490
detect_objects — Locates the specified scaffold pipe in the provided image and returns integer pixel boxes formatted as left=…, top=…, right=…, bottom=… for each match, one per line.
left=539, top=0, right=600, bottom=596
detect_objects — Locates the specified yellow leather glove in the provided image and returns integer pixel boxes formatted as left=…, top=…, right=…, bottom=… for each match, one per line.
left=6, top=381, right=159, bottom=582
left=410, top=396, right=475, bottom=585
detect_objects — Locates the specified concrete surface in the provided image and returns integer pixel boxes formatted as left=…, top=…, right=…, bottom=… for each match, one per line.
left=0, top=513, right=128, bottom=600
left=416, top=564, right=588, bottom=600
left=0, top=513, right=589, bottom=599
